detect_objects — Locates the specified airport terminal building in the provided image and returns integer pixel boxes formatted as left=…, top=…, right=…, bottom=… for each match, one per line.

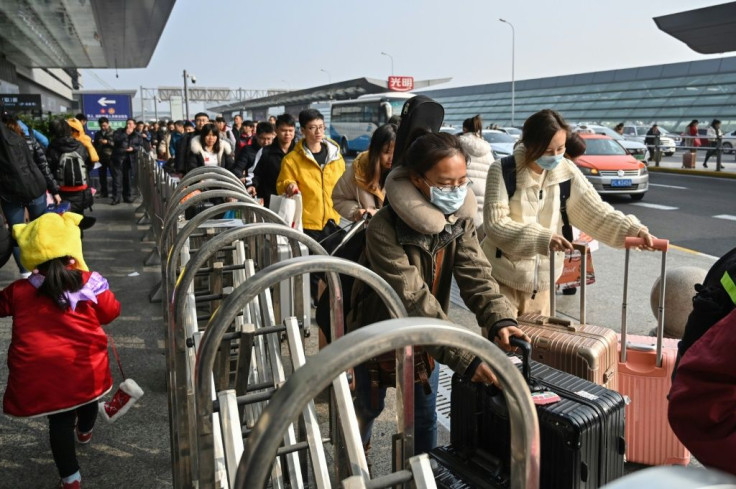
left=421, top=56, right=736, bottom=132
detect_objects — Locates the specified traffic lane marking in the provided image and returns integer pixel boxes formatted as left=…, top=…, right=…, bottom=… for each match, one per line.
left=713, top=214, right=736, bottom=222
left=631, top=203, right=679, bottom=210
left=670, top=244, right=719, bottom=260
left=649, top=183, right=688, bottom=189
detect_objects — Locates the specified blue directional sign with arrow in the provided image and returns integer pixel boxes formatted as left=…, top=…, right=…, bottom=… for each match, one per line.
left=81, top=93, right=133, bottom=134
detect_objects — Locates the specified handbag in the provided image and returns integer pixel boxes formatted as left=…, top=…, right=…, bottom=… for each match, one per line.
left=268, top=193, right=303, bottom=232
left=98, top=337, right=144, bottom=423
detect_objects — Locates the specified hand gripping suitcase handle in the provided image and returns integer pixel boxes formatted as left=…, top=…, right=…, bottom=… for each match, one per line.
left=624, top=237, right=669, bottom=251
left=621, top=237, right=669, bottom=366
left=510, top=336, right=532, bottom=385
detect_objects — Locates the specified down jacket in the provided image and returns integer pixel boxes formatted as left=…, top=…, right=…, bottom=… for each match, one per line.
left=332, top=151, right=385, bottom=221
left=187, top=136, right=235, bottom=171
left=482, top=144, right=647, bottom=294
left=348, top=166, right=517, bottom=376
left=458, top=133, right=493, bottom=228
left=276, top=138, right=345, bottom=231
left=1, top=271, right=121, bottom=417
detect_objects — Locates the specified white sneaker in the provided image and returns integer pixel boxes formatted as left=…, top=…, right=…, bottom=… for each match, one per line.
left=20, top=272, right=31, bottom=279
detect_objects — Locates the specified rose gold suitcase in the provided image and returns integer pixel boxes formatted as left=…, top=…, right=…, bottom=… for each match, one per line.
left=617, top=237, right=690, bottom=465
left=517, top=244, right=619, bottom=390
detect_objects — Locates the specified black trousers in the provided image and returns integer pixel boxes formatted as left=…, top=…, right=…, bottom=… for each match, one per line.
left=304, top=220, right=341, bottom=299
left=110, top=160, right=123, bottom=199
left=98, top=159, right=110, bottom=197
left=48, top=401, right=98, bottom=478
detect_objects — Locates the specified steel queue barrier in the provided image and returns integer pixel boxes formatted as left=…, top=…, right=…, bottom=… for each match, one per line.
left=651, top=134, right=736, bottom=170
left=171, top=224, right=316, bottom=488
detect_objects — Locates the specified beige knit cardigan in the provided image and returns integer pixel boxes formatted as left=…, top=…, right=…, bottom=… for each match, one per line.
left=481, top=145, right=647, bottom=294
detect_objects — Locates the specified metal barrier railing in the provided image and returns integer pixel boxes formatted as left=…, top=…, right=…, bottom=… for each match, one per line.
left=195, top=255, right=410, bottom=489
left=648, top=135, right=736, bottom=171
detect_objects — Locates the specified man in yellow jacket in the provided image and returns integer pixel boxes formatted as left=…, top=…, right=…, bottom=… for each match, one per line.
left=276, top=108, right=345, bottom=299
left=276, top=108, right=345, bottom=238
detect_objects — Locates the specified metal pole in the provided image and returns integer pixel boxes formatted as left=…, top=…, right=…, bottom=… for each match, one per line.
left=716, top=132, right=723, bottom=172
left=183, top=70, right=190, bottom=121
left=140, top=85, right=145, bottom=121
left=154, top=95, right=158, bottom=121
left=381, top=51, right=394, bottom=76
left=499, top=19, right=516, bottom=126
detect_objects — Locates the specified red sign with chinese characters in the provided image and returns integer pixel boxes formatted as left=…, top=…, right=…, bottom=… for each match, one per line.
left=388, top=76, right=414, bottom=92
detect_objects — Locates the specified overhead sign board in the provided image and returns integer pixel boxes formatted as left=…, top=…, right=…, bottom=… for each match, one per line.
left=81, top=93, right=133, bottom=133
left=0, top=94, right=42, bottom=115
left=388, top=76, right=414, bottom=92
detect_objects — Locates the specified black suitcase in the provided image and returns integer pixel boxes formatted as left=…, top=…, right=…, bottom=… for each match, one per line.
left=450, top=339, right=626, bottom=489
left=430, top=445, right=508, bottom=489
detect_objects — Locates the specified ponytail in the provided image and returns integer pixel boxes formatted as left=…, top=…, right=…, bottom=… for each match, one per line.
left=36, top=257, right=84, bottom=310
left=463, top=115, right=483, bottom=136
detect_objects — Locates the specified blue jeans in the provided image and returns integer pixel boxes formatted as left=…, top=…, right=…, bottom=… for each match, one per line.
left=353, top=361, right=439, bottom=454
left=1, top=194, right=47, bottom=273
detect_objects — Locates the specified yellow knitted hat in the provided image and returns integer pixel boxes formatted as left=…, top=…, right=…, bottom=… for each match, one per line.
left=12, top=212, right=89, bottom=272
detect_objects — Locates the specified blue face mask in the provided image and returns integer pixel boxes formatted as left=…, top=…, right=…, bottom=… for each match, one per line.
left=428, top=185, right=467, bottom=215
left=537, top=153, right=564, bottom=170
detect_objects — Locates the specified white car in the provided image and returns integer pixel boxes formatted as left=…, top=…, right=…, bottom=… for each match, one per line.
left=499, top=127, right=522, bottom=140
left=622, top=125, right=676, bottom=156
left=573, top=124, right=649, bottom=162
left=481, top=130, right=516, bottom=157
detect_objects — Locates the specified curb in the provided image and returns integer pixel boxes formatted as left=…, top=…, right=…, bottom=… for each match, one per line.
left=648, top=166, right=736, bottom=179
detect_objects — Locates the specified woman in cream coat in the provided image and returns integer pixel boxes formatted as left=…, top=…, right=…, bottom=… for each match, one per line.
left=482, top=109, right=655, bottom=315
left=458, top=115, right=493, bottom=234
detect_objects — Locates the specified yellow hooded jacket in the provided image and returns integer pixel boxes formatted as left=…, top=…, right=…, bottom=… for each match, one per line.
left=67, top=118, right=99, bottom=163
left=276, top=138, right=345, bottom=231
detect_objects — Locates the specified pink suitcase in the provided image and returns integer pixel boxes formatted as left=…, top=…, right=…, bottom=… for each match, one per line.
left=617, top=237, right=690, bottom=465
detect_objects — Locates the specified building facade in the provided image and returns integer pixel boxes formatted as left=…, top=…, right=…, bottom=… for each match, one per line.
left=421, top=56, right=736, bottom=132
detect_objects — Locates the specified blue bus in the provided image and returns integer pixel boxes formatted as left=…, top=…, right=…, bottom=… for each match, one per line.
left=329, top=93, right=413, bottom=155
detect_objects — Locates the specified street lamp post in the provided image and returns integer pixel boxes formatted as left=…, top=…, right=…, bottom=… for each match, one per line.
left=320, top=68, right=331, bottom=84
left=381, top=51, right=394, bottom=76
left=183, top=69, right=196, bottom=120
left=499, top=18, right=515, bottom=126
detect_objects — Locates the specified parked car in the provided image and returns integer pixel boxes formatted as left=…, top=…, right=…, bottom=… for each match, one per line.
left=481, top=129, right=516, bottom=157
left=574, top=134, right=648, bottom=201
left=572, top=124, right=648, bottom=161
left=499, top=127, right=522, bottom=140
left=622, top=124, right=676, bottom=156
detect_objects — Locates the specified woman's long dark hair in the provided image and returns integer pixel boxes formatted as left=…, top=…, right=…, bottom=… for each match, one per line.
left=521, top=109, right=570, bottom=164
left=365, top=123, right=397, bottom=190
left=462, top=115, right=483, bottom=136
left=199, top=123, right=221, bottom=154
left=36, top=256, right=83, bottom=310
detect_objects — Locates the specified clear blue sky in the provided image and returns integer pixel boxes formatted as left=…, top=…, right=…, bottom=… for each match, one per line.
left=82, top=0, right=730, bottom=105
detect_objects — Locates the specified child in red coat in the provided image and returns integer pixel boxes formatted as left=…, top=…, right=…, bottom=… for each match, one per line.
left=1, top=212, right=121, bottom=489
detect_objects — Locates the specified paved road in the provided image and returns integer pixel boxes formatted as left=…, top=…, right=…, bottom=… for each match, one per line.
left=605, top=171, right=735, bottom=257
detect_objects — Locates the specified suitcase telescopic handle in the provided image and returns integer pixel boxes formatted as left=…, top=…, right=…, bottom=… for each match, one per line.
left=621, top=237, right=669, bottom=367
left=624, top=237, right=669, bottom=251
left=510, top=336, right=532, bottom=384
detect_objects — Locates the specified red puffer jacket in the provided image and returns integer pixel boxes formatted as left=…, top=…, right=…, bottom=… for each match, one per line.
left=668, top=307, right=736, bottom=475
left=1, top=271, right=121, bottom=417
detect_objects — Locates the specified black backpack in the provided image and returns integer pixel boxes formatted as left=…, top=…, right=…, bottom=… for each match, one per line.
left=495, top=155, right=572, bottom=258
left=58, top=150, right=88, bottom=187
left=0, top=123, right=46, bottom=203
left=392, top=95, right=445, bottom=168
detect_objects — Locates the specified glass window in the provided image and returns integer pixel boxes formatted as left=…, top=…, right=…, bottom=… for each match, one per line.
left=584, top=138, right=627, bottom=155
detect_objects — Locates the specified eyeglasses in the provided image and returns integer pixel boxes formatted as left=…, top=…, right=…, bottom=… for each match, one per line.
left=305, top=125, right=325, bottom=133
left=422, top=176, right=473, bottom=193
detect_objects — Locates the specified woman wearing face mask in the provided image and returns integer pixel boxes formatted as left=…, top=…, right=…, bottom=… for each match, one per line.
left=348, top=130, right=526, bottom=454
left=482, top=109, right=654, bottom=316
left=332, top=123, right=397, bottom=222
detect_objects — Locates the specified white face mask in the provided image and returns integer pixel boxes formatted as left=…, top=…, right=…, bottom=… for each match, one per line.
left=426, top=183, right=468, bottom=215
left=537, top=153, right=564, bottom=170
